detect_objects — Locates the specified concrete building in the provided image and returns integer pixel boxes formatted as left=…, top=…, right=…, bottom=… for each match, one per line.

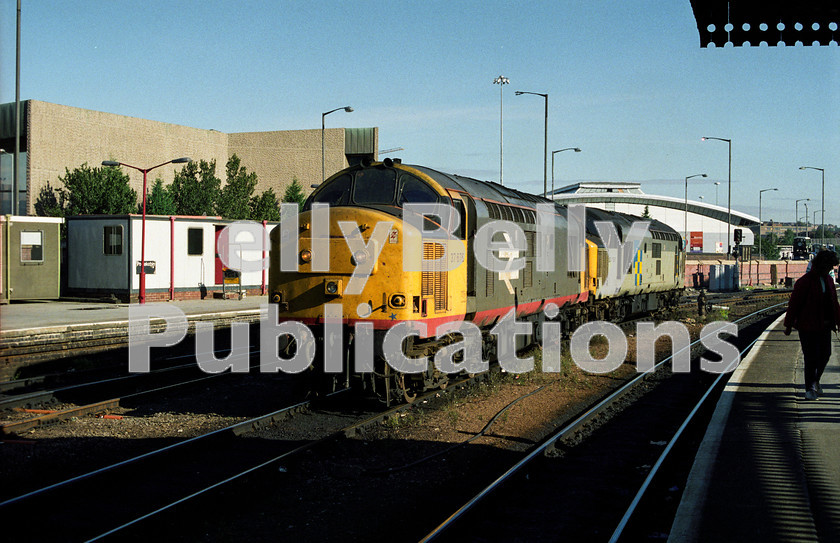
left=549, top=181, right=759, bottom=256
left=0, top=100, right=378, bottom=215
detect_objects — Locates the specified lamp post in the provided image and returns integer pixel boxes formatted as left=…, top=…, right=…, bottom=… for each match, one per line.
left=758, top=188, right=778, bottom=261
left=685, top=173, right=707, bottom=252
left=322, top=106, right=353, bottom=183
left=799, top=166, right=825, bottom=241
left=515, top=91, right=548, bottom=195
left=493, top=75, right=510, bottom=185
left=102, top=157, right=192, bottom=304
left=550, top=147, right=581, bottom=199
left=795, top=198, right=810, bottom=237
left=714, top=181, right=720, bottom=205
left=804, top=203, right=809, bottom=236
left=702, top=137, right=732, bottom=255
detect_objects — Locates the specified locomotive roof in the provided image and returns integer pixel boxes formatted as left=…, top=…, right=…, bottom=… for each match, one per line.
left=404, top=163, right=679, bottom=237
left=407, top=165, right=547, bottom=207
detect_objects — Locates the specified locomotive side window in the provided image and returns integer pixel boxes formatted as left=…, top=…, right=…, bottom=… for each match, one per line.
left=311, top=174, right=352, bottom=207
left=399, top=176, right=439, bottom=205
left=354, top=168, right=397, bottom=204
left=652, top=242, right=662, bottom=258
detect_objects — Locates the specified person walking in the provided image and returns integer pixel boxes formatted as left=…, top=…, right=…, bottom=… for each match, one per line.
left=784, top=250, right=840, bottom=400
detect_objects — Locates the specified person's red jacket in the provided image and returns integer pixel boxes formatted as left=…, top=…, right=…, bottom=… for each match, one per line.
left=784, top=271, right=840, bottom=332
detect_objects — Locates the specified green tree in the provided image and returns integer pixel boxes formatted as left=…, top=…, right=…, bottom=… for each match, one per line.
left=143, top=178, right=178, bottom=215
left=781, top=229, right=795, bottom=245
left=761, top=232, right=780, bottom=260
left=62, top=163, right=137, bottom=215
left=217, top=154, right=258, bottom=220
left=641, top=205, right=651, bottom=219
left=250, top=187, right=281, bottom=221
left=169, top=159, right=220, bottom=216
left=34, top=180, right=65, bottom=217
left=282, top=177, right=307, bottom=211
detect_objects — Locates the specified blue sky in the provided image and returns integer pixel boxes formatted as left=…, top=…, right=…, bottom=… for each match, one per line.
left=2, top=1, right=838, bottom=225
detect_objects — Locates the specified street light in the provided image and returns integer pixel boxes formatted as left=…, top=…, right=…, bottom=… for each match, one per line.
left=804, top=203, right=809, bottom=236
left=799, top=166, right=825, bottom=241
left=758, top=188, right=778, bottom=261
left=702, top=137, right=732, bottom=255
left=550, top=147, right=581, bottom=198
left=795, top=198, right=810, bottom=237
left=714, top=181, right=720, bottom=205
left=493, top=75, right=510, bottom=185
left=102, top=157, right=192, bottom=304
left=322, top=106, right=353, bottom=183
left=515, top=90, right=548, bottom=196
left=685, top=173, right=707, bottom=252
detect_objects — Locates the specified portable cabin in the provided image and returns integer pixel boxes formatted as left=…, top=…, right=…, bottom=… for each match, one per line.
left=1, top=215, right=63, bottom=303
left=66, top=215, right=277, bottom=302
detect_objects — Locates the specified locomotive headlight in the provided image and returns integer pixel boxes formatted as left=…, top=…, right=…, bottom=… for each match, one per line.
left=300, top=249, right=312, bottom=263
left=389, top=294, right=406, bottom=308
left=325, top=280, right=342, bottom=296
left=352, top=250, right=369, bottom=266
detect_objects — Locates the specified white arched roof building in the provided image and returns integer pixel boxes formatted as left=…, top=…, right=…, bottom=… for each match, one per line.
left=550, top=181, right=758, bottom=255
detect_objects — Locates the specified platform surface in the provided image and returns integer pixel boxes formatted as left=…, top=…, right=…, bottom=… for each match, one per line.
left=0, top=298, right=265, bottom=334
left=670, top=315, right=840, bottom=542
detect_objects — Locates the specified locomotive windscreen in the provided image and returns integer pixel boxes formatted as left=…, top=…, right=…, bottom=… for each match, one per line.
left=306, top=167, right=440, bottom=211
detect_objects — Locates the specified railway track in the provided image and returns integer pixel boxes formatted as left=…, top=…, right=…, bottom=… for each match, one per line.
left=0, top=392, right=345, bottom=541
left=0, top=291, right=795, bottom=541
left=419, top=302, right=787, bottom=542
left=0, top=366, right=497, bottom=542
left=0, top=336, right=282, bottom=435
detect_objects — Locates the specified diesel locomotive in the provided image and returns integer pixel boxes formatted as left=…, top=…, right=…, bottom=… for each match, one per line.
left=268, top=159, right=684, bottom=403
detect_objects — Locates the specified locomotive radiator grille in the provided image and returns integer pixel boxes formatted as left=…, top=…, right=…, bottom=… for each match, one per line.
left=422, top=242, right=448, bottom=312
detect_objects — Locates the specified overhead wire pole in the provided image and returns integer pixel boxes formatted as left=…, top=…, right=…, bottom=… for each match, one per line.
left=493, top=75, right=509, bottom=185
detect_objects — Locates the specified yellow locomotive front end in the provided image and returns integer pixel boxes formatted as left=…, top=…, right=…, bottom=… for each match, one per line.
left=271, top=206, right=466, bottom=330
left=268, top=161, right=469, bottom=402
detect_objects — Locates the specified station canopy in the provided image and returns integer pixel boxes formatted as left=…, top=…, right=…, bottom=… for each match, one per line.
left=691, top=0, right=840, bottom=47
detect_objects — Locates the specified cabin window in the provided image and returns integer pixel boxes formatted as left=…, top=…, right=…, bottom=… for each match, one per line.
left=525, top=231, right=536, bottom=257
left=399, top=176, right=438, bottom=205
left=20, top=230, right=43, bottom=262
left=310, top=174, right=352, bottom=207
left=188, top=228, right=203, bottom=255
left=353, top=168, right=396, bottom=205
left=103, top=225, right=123, bottom=255
left=652, top=242, right=662, bottom=258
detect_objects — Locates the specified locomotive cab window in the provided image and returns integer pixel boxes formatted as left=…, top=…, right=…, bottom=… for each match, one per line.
left=309, top=174, right=352, bottom=208
left=398, top=176, right=439, bottom=205
left=353, top=168, right=397, bottom=205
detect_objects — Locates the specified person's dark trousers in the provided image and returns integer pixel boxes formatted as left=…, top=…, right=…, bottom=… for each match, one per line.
left=798, top=329, right=833, bottom=391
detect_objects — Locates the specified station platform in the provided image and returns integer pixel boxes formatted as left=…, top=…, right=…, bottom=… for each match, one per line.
left=669, top=314, right=840, bottom=542
left=0, top=298, right=265, bottom=380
